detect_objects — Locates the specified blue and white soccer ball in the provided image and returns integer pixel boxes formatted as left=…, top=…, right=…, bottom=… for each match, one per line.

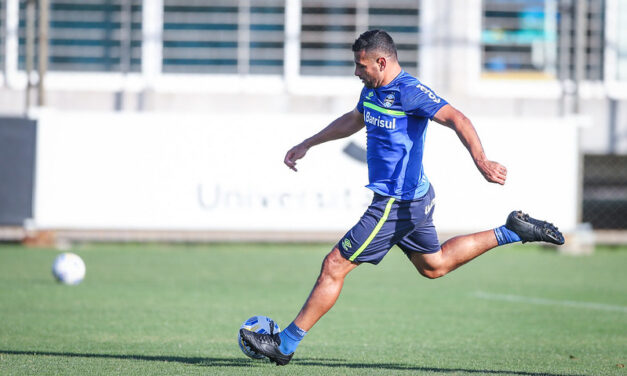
left=237, top=315, right=280, bottom=359
left=52, top=252, right=86, bottom=285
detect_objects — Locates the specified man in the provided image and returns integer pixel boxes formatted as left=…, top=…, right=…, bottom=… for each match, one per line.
left=240, top=30, right=564, bottom=366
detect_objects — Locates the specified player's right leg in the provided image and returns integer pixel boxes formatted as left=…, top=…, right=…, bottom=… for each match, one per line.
left=239, top=246, right=358, bottom=365
left=292, top=247, right=359, bottom=331
left=241, top=193, right=407, bottom=365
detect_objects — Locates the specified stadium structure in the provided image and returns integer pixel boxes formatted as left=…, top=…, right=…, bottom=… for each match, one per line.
left=0, top=0, right=625, bottom=251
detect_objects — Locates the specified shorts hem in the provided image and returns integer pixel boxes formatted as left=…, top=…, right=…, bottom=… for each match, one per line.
left=337, top=243, right=384, bottom=265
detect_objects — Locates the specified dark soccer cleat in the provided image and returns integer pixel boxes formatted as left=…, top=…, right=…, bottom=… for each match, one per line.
left=239, top=326, right=294, bottom=366
left=505, top=210, right=565, bottom=245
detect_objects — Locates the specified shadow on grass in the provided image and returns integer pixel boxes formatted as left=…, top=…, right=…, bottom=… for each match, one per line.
left=0, top=350, right=252, bottom=368
left=0, top=350, right=582, bottom=375
left=294, top=358, right=582, bottom=376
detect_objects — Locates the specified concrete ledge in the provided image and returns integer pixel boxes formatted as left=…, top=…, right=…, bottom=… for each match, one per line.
left=0, top=227, right=26, bottom=241
left=2, top=227, right=625, bottom=247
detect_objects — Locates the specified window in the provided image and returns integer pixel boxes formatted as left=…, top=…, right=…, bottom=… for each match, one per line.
left=300, top=0, right=419, bottom=76
left=162, top=2, right=238, bottom=74
left=369, top=1, right=419, bottom=76
left=482, top=0, right=605, bottom=81
left=18, top=0, right=142, bottom=72
left=556, top=0, right=604, bottom=81
left=249, top=0, right=285, bottom=74
left=618, top=0, right=627, bottom=80
left=584, top=0, right=605, bottom=80
left=162, top=0, right=285, bottom=74
left=0, top=0, right=5, bottom=72
left=482, top=0, right=557, bottom=78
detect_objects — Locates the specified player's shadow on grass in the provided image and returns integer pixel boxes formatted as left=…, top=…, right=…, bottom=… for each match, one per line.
left=0, top=350, right=252, bottom=368
left=1, top=350, right=584, bottom=375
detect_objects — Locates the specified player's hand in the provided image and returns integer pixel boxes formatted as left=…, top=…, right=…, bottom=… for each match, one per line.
left=284, top=143, right=309, bottom=172
left=476, top=159, right=507, bottom=185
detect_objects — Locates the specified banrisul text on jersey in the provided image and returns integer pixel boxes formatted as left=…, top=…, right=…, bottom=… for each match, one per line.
left=364, top=110, right=396, bottom=129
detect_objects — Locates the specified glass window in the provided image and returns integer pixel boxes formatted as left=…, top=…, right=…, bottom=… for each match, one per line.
left=556, top=0, right=605, bottom=81
left=369, top=1, right=419, bottom=76
left=300, top=0, right=419, bottom=76
left=162, top=0, right=285, bottom=74
left=249, top=0, right=285, bottom=74
left=162, top=1, right=239, bottom=74
left=0, top=0, right=5, bottom=72
left=618, top=0, right=627, bottom=80
left=584, top=0, right=605, bottom=80
left=18, top=0, right=143, bottom=73
left=482, top=0, right=557, bottom=78
left=482, top=0, right=605, bottom=81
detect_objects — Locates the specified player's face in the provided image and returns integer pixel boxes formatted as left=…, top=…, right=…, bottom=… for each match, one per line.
left=354, top=50, right=384, bottom=88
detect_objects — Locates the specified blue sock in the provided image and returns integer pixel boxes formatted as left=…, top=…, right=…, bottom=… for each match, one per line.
left=494, top=225, right=521, bottom=246
left=278, top=322, right=307, bottom=355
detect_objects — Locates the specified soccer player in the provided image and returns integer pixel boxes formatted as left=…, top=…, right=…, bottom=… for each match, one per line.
left=240, top=30, right=564, bottom=365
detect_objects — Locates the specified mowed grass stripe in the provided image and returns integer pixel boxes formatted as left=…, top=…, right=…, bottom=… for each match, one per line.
left=474, top=291, right=627, bottom=313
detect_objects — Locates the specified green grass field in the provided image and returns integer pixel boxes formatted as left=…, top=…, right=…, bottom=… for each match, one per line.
left=0, top=242, right=625, bottom=375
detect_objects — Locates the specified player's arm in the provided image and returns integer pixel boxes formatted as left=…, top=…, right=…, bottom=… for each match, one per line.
left=284, top=108, right=365, bottom=171
left=432, top=104, right=507, bottom=185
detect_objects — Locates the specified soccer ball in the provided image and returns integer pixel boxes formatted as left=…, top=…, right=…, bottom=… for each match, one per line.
left=52, top=253, right=86, bottom=285
left=237, top=315, right=280, bottom=359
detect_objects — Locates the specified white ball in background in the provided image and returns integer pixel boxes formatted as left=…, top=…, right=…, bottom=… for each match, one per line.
left=52, top=253, right=86, bottom=285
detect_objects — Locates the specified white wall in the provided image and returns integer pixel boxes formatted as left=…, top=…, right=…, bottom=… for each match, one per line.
left=33, top=110, right=580, bottom=235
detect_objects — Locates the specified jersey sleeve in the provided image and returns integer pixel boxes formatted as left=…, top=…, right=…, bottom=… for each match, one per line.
left=401, top=82, right=448, bottom=119
left=356, top=86, right=367, bottom=113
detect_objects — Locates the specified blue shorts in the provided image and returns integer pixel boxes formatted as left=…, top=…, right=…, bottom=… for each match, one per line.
left=338, top=184, right=440, bottom=265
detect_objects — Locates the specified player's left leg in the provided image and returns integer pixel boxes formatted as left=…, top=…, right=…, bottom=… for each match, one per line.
left=405, top=211, right=564, bottom=279
left=408, top=229, right=499, bottom=279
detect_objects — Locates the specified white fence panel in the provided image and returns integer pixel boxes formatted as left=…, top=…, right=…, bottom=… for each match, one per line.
left=33, top=110, right=579, bottom=235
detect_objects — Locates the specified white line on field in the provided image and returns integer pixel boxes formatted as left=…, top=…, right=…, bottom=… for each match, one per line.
left=473, top=291, right=627, bottom=313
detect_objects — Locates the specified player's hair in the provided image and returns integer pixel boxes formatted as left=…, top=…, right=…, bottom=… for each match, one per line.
left=351, top=29, right=398, bottom=61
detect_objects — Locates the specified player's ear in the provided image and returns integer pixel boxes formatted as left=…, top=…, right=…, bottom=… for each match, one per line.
left=377, top=57, right=386, bottom=71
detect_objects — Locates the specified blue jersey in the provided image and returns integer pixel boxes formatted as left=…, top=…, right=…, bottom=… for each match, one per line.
left=356, top=71, right=448, bottom=200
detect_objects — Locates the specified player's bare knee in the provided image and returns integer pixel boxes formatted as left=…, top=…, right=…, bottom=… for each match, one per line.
left=410, top=253, right=447, bottom=279
left=413, top=258, right=447, bottom=279
left=419, top=267, right=447, bottom=279
left=319, top=248, right=351, bottom=281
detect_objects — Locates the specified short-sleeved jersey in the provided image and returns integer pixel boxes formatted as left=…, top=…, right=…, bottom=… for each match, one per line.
left=356, top=70, right=448, bottom=200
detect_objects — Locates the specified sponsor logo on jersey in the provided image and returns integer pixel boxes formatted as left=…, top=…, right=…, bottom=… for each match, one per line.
left=342, top=238, right=352, bottom=249
left=365, top=110, right=396, bottom=129
left=416, top=84, right=441, bottom=103
left=383, top=93, right=395, bottom=108
left=366, top=91, right=374, bottom=99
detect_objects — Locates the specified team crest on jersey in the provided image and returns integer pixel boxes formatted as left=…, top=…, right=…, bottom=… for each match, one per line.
left=383, top=93, right=395, bottom=108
